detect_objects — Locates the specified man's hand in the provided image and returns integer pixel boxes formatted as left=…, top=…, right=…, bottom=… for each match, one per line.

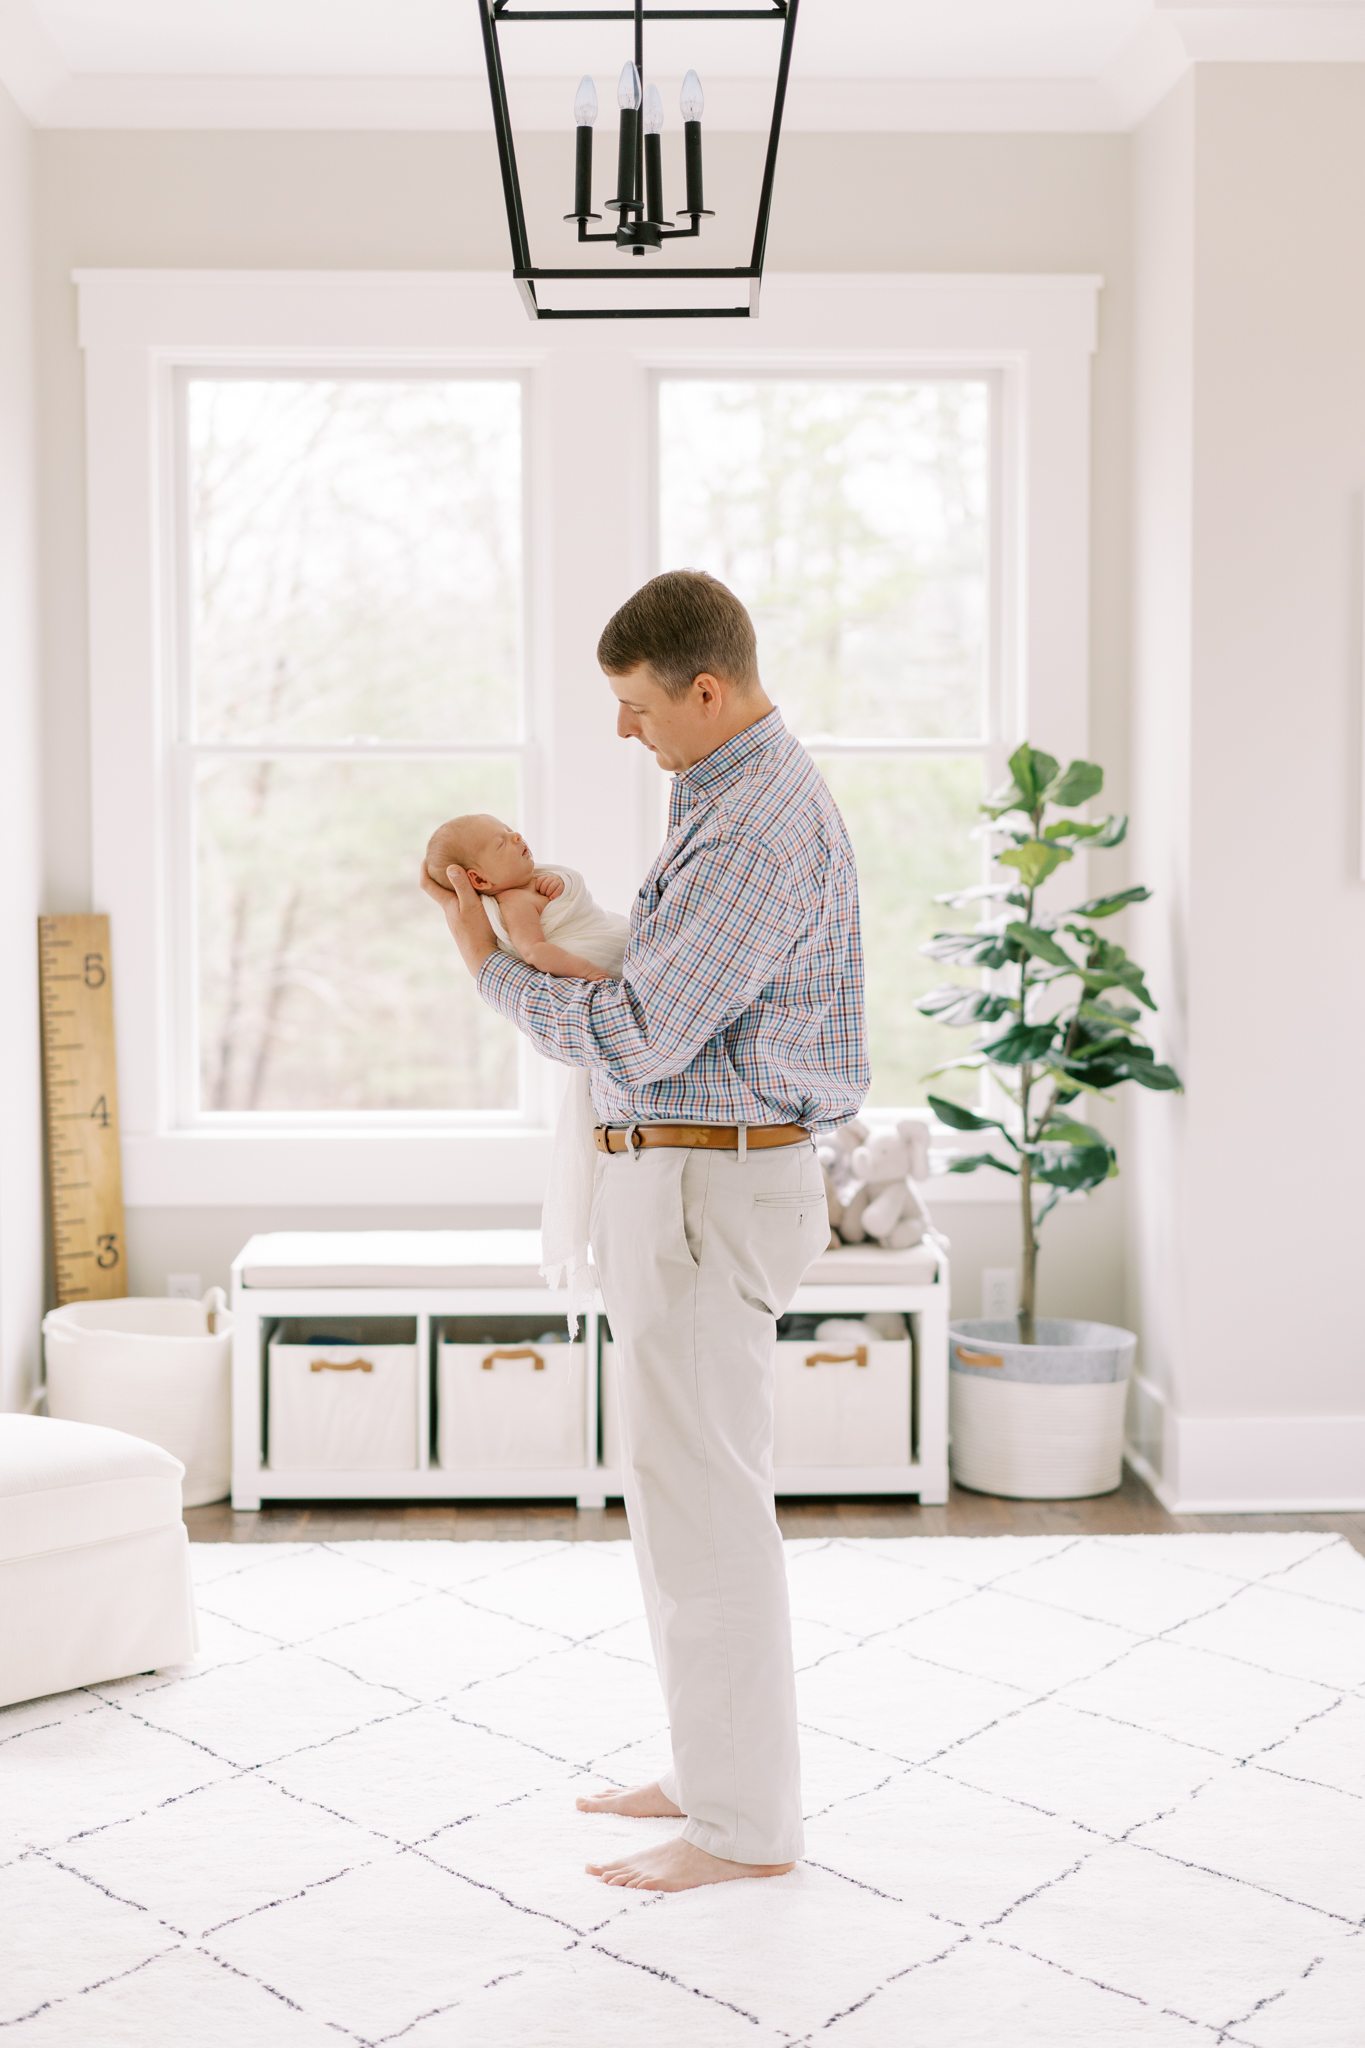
left=418, top=862, right=500, bottom=979
left=535, top=872, right=566, bottom=900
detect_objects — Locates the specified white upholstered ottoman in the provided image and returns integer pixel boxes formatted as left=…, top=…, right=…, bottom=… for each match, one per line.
left=0, top=1414, right=199, bottom=1708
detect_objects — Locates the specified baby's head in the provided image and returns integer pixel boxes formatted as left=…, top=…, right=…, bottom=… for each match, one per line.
left=426, top=814, right=535, bottom=894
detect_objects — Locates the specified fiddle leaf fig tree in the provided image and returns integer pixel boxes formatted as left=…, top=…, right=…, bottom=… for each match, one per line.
left=918, top=743, right=1181, bottom=1344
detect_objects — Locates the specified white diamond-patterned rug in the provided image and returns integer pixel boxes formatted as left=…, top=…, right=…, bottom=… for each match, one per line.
left=4, top=1534, right=1365, bottom=2047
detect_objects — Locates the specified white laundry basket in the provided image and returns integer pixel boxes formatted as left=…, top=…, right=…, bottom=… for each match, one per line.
left=42, top=1290, right=233, bottom=1506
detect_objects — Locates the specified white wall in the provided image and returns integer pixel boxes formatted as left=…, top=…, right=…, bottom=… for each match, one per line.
left=0, top=81, right=43, bottom=1412
left=29, top=128, right=1133, bottom=1325
left=1128, top=66, right=1365, bottom=1507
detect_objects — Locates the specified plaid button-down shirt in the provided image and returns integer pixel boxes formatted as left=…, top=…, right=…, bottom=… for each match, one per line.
left=477, top=707, right=869, bottom=1130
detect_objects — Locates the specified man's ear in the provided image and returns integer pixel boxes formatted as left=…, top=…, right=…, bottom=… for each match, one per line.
left=692, top=671, right=723, bottom=714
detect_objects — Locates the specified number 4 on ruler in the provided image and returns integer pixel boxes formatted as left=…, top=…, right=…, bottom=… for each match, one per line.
left=39, top=914, right=128, bottom=1305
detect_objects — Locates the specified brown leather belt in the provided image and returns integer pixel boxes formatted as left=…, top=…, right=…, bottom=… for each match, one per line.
left=594, top=1122, right=809, bottom=1155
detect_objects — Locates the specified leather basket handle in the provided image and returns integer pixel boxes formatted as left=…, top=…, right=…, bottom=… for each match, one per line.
left=310, top=1356, right=374, bottom=1374
left=482, top=1346, right=545, bottom=1372
left=805, top=1347, right=868, bottom=1370
left=955, top=1348, right=1004, bottom=1369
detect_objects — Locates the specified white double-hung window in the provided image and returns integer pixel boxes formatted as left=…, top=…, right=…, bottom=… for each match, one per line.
left=79, top=270, right=1097, bottom=1208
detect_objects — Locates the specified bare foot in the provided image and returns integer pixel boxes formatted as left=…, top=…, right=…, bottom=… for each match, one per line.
left=587, top=1836, right=795, bottom=1892
left=575, top=1780, right=682, bottom=1819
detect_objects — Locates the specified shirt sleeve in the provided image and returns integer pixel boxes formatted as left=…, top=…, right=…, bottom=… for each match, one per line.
left=476, top=833, right=801, bottom=1085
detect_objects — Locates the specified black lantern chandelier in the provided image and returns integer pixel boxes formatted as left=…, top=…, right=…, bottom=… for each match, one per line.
left=478, top=0, right=799, bottom=320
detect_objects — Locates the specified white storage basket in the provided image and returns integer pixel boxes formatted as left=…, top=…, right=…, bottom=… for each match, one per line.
left=601, top=1332, right=913, bottom=1472
left=268, top=1319, right=417, bottom=1473
left=774, top=1333, right=912, bottom=1468
left=42, top=1290, right=233, bottom=1507
left=437, top=1324, right=586, bottom=1470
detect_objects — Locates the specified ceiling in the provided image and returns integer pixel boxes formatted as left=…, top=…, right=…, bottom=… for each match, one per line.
left=4, top=0, right=1365, bottom=132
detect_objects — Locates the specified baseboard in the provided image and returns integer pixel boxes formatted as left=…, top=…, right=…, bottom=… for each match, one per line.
left=1124, top=1375, right=1365, bottom=1513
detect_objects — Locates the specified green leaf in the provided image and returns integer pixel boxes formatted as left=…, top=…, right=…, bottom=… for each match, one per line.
left=1127, top=1059, right=1182, bottom=1092
left=921, top=930, right=1012, bottom=969
left=981, top=1021, right=1059, bottom=1067
left=1043, top=816, right=1115, bottom=843
left=1060, top=1037, right=1182, bottom=1092
left=927, top=1094, right=1007, bottom=1134
left=1032, top=1144, right=1114, bottom=1192
left=946, top=1152, right=1019, bottom=1177
left=1071, top=886, right=1152, bottom=919
left=1005, top=921, right=1077, bottom=970
left=1091, top=813, right=1129, bottom=848
left=917, top=985, right=1015, bottom=1028
left=999, top=841, right=1073, bottom=889
left=1065, top=934, right=1157, bottom=1011
left=1007, top=742, right=1059, bottom=807
left=1078, top=997, right=1142, bottom=1026
left=1042, top=759, right=1104, bottom=808
left=1039, top=1118, right=1107, bottom=1147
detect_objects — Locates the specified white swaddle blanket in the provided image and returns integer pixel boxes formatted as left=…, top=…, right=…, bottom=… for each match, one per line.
left=484, top=866, right=628, bottom=1331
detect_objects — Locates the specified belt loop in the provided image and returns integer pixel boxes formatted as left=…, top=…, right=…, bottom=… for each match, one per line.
left=737, top=1122, right=747, bottom=1163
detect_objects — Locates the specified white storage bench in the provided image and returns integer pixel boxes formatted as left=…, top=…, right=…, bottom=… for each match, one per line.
left=230, top=1230, right=949, bottom=1511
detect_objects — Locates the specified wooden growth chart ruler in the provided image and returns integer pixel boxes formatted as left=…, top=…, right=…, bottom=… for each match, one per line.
left=39, top=914, right=127, bottom=1305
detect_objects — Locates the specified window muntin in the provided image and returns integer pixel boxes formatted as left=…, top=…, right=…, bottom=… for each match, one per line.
left=657, top=376, right=995, bottom=1109
left=181, top=376, right=525, bottom=1119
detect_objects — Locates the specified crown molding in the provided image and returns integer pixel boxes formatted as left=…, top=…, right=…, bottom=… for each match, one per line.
left=7, top=4, right=1365, bottom=136
left=0, top=68, right=1187, bottom=136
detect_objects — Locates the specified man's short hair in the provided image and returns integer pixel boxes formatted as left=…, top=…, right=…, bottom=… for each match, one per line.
left=597, top=570, right=758, bottom=699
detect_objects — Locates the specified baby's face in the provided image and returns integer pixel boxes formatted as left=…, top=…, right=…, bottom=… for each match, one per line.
left=463, top=817, right=536, bottom=892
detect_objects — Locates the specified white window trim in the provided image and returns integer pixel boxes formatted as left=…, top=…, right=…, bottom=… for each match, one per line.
left=78, top=268, right=1100, bottom=1208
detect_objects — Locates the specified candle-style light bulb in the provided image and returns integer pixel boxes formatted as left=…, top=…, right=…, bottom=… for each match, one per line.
left=678, top=69, right=711, bottom=219
left=609, top=61, right=642, bottom=215
left=567, top=74, right=601, bottom=223
left=643, top=82, right=664, bottom=136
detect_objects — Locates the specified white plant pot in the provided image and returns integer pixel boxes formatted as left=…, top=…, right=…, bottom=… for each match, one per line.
left=42, top=1294, right=233, bottom=1507
left=949, top=1316, right=1137, bottom=1501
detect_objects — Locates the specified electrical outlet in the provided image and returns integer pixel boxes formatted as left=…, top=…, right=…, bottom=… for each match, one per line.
left=981, top=1267, right=1019, bottom=1322
left=166, top=1273, right=202, bottom=1300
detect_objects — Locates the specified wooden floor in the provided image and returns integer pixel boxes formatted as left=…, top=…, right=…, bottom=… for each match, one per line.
left=186, top=1468, right=1365, bottom=1557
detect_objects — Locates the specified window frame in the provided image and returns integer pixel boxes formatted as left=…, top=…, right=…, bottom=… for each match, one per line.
left=78, top=269, right=1100, bottom=1208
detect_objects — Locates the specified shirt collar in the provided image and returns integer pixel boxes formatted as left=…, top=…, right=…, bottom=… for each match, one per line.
left=674, top=706, right=787, bottom=806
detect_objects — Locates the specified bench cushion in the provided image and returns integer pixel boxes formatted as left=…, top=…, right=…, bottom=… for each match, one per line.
left=238, top=1228, right=941, bottom=1293
left=803, top=1243, right=941, bottom=1287
left=0, top=1415, right=186, bottom=1564
left=240, top=1230, right=547, bottom=1290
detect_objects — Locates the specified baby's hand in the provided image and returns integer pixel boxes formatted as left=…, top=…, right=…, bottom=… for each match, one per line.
left=535, top=872, right=566, bottom=900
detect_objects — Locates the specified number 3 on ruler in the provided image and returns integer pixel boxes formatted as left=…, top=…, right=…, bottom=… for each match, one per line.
left=96, top=1233, right=120, bottom=1269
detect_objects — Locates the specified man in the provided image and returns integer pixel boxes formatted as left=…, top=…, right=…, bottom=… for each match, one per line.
left=421, top=570, right=868, bottom=1893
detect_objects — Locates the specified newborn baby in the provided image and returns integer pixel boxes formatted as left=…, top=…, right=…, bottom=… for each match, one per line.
left=425, top=813, right=629, bottom=1329
left=425, top=815, right=616, bottom=982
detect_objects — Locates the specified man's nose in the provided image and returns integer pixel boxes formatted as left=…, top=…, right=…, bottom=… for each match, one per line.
left=617, top=708, right=638, bottom=739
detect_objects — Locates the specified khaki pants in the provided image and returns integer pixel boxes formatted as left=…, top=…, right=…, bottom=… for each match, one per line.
left=591, top=1138, right=829, bottom=1864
